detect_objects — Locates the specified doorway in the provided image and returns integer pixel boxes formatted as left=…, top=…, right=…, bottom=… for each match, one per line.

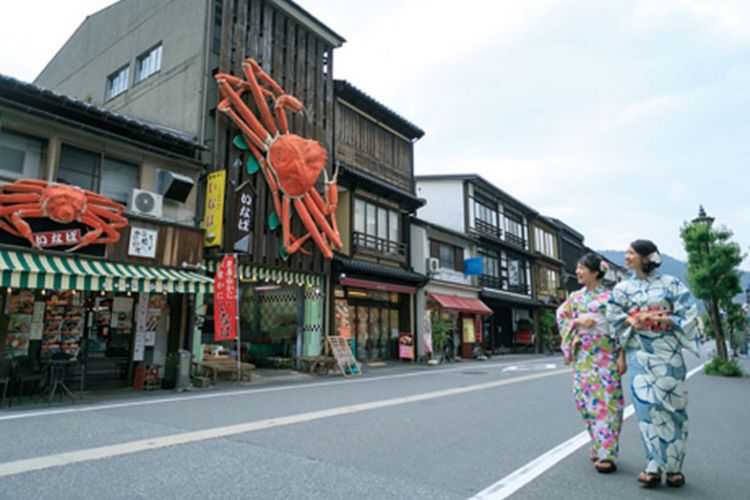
left=349, top=303, right=399, bottom=361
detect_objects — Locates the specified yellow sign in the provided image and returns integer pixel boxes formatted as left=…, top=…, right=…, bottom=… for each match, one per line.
left=204, top=170, right=226, bottom=247
left=462, top=318, right=476, bottom=343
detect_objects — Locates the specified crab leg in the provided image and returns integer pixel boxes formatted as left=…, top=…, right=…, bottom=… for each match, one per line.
left=216, top=76, right=271, bottom=144
left=294, top=198, right=333, bottom=260
left=0, top=193, right=42, bottom=204
left=302, top=195, right=342, bottom=250
left=6, top=208, right=46, bottom=248
left=274, top=95, right=304, bottom=135
left=220, top=104, right=267, bottom=152
left=242, top=60, right=279, bottom=137
left=308, top=189, right=341, bottom=250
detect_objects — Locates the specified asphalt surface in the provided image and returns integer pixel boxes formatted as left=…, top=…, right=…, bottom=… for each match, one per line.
left=0, top=345, right=746, bottom=500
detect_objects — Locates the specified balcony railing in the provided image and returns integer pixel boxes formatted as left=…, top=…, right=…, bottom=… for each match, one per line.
left=353, top=231, right=406, bottom=256
left=507, top=283, right=531, bottom=295
left=478, top=274, right=503, bottom=289
left=504, top=232, right=527, bottom=249
left=474, top=219, right=502, bottom=240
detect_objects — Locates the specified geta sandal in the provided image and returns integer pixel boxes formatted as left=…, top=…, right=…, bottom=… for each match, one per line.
left=666, top=473, right=685, bottom=487
left=594, top=459, right=617, bottom=473
left=638, top=470, right=661, bottom=488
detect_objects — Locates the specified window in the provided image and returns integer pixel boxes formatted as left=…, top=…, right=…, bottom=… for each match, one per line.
left=505, top=212, right=524, bottom=239
left=57, top=145, right=139, bottom=204
left=534, top=227, right=557, bottom=258
left=0, top=129, right=43, bottom=180
left=474, top=195, right=498, bottom=227
left=429, top=240, right=465, bottom=272
left=136, top=43, right=162, bottom=82
left=506, top=256, right=529, bottom=293
left=106, top=65, right=130, bottom=100
left=353, top=197, right=401, bottom=254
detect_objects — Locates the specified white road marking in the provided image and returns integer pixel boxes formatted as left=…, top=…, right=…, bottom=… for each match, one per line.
left=0, top=357, right=560, bottom=422
left=468, top=362, right=706, bottom=500
left=502, top=363, right=557, bottom=372
left=0, top=367, right=569, bottom=478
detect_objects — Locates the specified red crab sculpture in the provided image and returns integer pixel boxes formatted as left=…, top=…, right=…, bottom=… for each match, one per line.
left=215, top=58, right=342, bottom=260
left=0, top=179, right=128, bottom=251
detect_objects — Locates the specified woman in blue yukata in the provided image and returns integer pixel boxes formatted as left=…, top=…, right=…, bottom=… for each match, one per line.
left=607, top=239, right=700, bottom=488
left=556, top=253, right=625, bottom=474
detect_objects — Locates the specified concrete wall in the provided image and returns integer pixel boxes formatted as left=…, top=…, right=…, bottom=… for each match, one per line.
left=415, top=180, right=465, bottom=233
left=35, top=0, right=209, bottom=137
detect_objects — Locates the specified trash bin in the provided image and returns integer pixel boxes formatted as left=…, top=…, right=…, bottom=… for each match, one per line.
left=175, top=349, right=192, bottom=392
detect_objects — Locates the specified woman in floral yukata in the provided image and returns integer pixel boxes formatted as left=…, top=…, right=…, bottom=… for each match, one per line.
left=607, top=239, right=700, bottom=488
left=556, top=252, right=625, bottom=474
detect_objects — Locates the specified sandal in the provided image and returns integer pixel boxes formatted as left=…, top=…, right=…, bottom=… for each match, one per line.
left=666, top=473, right=685, bottom=488
left=638, top=470, right=661, bottom=488
left=594, top=459, right=617, bottom=473
left=589, top=448, right=597, bottom=462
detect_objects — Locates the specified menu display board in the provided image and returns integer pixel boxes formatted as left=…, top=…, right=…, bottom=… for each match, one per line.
left=3, top=289, right=35, bottom=358
left=41, top=291, right=83, bottom=358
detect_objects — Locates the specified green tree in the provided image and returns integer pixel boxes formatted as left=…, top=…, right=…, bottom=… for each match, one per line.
left=723, top=301, right=746, bottom=357
left=680, top=221, right=744, bottom=362
left=537, top=310, right=557, bottom=354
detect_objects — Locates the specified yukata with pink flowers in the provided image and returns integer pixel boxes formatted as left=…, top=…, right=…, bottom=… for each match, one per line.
left=556, top=285, right=625, bottom=461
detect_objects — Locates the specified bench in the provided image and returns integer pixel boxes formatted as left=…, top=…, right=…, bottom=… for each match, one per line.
left=196, top=359, right=255, bottom=384
left=297, top=356, right=336, bottom=375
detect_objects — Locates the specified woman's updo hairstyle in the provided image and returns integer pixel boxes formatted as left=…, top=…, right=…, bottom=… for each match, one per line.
left=577, top=252, right=606, bottom=280
left=630, top=239, right=661, bottom=274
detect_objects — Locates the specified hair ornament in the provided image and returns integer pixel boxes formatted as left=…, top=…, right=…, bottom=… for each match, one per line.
left=599, top=260, right=609, bottom=272
left=648, top=252, right=662, bottom=265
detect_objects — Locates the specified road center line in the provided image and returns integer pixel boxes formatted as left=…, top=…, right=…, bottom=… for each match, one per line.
left=0, top=357, right=555, bottom=422
left=468, top=362, right=707, bottom=500
left=0, top=367, right=568, bottom=478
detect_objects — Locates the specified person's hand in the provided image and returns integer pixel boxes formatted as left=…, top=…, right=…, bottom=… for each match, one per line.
left=644, top=311, right=672, bottom=326
left=625, top=315, right=644, bottom=330
left=616, top=350, right=627, bottom=376
left=575, top=317, right=597, bottom=329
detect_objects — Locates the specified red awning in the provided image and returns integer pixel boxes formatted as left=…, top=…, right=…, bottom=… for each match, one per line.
left=429, top=293, right=493, bottom=315
left=340, top=277, right=416, bottom=295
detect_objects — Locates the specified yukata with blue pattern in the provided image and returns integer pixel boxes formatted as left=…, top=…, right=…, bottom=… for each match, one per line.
left=556, top=285, right=624, bottom=461
left=607, top=272, right=700, bottom=475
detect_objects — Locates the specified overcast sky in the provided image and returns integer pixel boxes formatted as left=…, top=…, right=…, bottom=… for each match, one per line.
left=1, top=0, right=748, bottom=263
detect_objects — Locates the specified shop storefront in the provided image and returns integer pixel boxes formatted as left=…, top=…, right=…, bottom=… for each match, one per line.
left=202, top=263, right=323, bottom=365
left=0, top=249, right=213, bottom=388
left=333, top=277, right=415, bottom=362
left=427, top=292, right=492, bottom=359
left=480, top=289, right=540, bottom=352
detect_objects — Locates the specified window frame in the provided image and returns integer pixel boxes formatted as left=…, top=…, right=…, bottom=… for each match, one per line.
left=135, top=43, right=163, bottom=83
left=353, top=196, right=401, bottom=253
left=0, top=129, right=44, bottom=181
left=106, top=64, right=130, bottom=101
left=429, top=239, right=465, bottom=272
left=57, top=144, right=140, bottom=204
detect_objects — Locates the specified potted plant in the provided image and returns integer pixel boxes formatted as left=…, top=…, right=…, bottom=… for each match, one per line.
left=429, top=314, right=448, bottom=365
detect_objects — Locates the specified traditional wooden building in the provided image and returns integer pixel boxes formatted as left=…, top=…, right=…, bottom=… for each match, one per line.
left=0, top=74, right=210, bottom=389
left=34, top=0, right=347, bottom=362
left=529, top=215, right=564, bottom=352
left=416, top=175, right=540, bottom=353
left=330, top=80, right=425, bottom=363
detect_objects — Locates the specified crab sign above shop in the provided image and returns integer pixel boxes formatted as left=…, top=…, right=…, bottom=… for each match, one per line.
left=215, top=57, right=342, bottom=260
left=0, top=179, right=128, bottom=251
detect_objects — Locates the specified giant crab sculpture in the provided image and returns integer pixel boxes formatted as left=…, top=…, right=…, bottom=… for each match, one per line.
left=0, top=179, right=128, bottom=251
left=215, top=58, right=342, bottom=260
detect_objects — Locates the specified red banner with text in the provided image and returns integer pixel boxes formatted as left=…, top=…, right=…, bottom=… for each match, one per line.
left=213, top=255, right=238, bottom=342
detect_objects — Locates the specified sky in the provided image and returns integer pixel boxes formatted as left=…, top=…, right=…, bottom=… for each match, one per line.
left=1, top=0, right=749, bottom=262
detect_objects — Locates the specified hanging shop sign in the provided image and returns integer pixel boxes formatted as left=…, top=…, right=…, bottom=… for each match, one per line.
left=0, top=179, right=128, bottom=253
left=128, top=227, right=159, bottom=258
left=204, top=170, right=226, bottom=247
left=233, top=186, right=254, bottom=253
left=464, top=257, right=484, bottom=276
left=215, top=57, right=342, bottom=260
left=213, top=254, right=238, bottom=342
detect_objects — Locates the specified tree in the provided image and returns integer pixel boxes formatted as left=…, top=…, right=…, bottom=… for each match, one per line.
left=723, top=301, right=746, bottom=357
left=680, top=222, right=744, bottom=362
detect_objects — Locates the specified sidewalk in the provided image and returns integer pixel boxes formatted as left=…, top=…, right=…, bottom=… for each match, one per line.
left=0, top=353, right=542, bottom=413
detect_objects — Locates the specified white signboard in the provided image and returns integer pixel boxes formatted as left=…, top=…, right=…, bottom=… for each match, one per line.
left=128, top=227, right=158, bottom=258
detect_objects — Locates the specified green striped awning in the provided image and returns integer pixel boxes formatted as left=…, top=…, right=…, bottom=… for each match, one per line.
left=204, top=261, right=322, bottom=288
left=0, top=250, right=213, bottom=294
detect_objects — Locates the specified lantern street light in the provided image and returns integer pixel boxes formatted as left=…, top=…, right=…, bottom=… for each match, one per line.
left=692, top=205, right=715, bottom=228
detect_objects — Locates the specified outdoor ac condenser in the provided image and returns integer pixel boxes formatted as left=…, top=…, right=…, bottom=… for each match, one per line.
left=127, top=188, right=164, bottom=218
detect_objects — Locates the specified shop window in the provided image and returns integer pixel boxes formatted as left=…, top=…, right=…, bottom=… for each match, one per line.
left=57, top=145, right=139, bottom=203
left=0, top=129, right=43, bottom=181
left=506, top=257, right=529, bottom=294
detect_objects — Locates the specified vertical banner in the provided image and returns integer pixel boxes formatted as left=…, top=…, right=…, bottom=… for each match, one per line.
left=204, top=170, right=226, bottom=247
left=462, top=317, right=476, bottom=343
left=213, top=255, right=238, bottom=341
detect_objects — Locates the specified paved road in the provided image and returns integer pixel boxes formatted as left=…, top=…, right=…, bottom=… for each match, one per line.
left=0, top=346, right=746, bottom=499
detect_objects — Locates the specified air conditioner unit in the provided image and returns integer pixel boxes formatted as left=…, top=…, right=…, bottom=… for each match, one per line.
left=426, top=257, right=440, bottom=275
left=127, top=188, right=163, bottom=218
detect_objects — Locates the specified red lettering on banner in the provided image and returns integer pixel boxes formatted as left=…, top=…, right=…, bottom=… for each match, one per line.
left=213, top=255, right=238, bottom=342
